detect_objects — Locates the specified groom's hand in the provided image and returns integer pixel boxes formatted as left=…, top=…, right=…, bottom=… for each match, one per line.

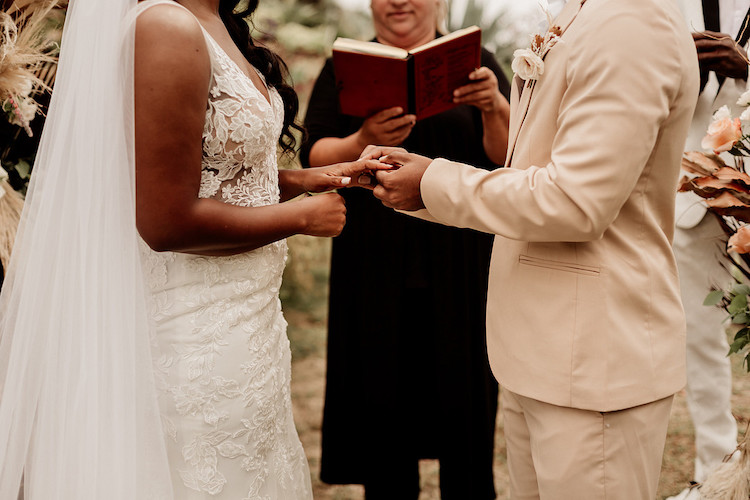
left=361, top=146, right=433, bottom=211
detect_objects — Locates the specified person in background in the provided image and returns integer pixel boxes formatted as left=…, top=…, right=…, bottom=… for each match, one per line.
left=668, top=1, right=747, bottom=498
left=300, top=0, right=511, bottom=498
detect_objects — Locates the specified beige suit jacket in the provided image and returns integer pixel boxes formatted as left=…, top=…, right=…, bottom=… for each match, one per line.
left=417, top=0, right=699, bottom=411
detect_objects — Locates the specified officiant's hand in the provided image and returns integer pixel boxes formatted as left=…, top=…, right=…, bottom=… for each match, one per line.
left=453, top=67, right=507, bottom=114
left=360, top=146, right=432, bottom=211
left=357, top=107, right=417, bottom=148
left=694, top=31, right=749, bottom=80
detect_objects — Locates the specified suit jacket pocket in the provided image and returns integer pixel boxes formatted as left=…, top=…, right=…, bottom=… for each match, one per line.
left=518, top=254, right=600, bottom=277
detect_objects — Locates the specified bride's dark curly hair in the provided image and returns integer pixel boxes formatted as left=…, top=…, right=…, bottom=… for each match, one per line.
left=219, top=0, right=303, bottom=156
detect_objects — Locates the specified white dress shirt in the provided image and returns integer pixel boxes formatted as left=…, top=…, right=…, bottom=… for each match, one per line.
left=720, top=0, right=750, bottom=37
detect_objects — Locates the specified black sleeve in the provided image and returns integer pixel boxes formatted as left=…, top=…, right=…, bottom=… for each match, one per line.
left=300, top=58, right=351, bottom=167
left=480, top=48, right=511, bottom=100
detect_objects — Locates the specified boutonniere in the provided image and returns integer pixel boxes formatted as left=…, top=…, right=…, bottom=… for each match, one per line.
left=511, top=11, right=563, bottom=84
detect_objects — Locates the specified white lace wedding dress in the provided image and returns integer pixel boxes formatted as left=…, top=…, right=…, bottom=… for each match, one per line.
left=137, top=2, right=312, bottom=498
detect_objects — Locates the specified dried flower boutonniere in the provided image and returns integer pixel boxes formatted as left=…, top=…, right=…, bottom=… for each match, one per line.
left=511, top=11, right=563, bottom=84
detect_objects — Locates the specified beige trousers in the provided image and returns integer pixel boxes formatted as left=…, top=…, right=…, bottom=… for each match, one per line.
left=501, top=389, right=674, bottom=500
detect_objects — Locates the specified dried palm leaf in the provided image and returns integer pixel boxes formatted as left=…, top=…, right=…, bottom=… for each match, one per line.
left=0, top=179, right=24, bottom=272
left=715, top=166, right=750, bottom=189
left=706, top=192, right=750, bottom=222
left=679, top=176, right=750, bottom=205
left=682, top=151, right=726, bottom=176
left=0, top=0, right=59, bottom=133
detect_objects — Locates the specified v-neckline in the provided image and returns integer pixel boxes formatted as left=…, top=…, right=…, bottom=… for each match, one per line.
left=201, top=29, right=273, bottom=108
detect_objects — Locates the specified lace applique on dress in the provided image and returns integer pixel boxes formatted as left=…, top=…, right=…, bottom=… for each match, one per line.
left=199, top=34, right=283, bottom=206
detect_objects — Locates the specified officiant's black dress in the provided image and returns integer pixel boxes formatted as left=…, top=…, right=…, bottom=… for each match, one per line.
left=301, top=48, right=509, bottom=499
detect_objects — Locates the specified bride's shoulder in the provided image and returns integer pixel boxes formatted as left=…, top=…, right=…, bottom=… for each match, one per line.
left=134, top=2, right=210, bottom=93
left=135, top=1, right=204, bottom=49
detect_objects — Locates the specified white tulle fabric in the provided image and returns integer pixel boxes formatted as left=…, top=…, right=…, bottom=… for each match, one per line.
left=139, top=2, right=312, bottom=498
left=0, top=0, right=173, bottom=499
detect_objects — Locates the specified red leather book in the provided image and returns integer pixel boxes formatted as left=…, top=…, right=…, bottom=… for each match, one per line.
left=332, top=26, right=482, bottom=121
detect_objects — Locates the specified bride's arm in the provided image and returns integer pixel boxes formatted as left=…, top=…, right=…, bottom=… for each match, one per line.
left=135, top=6, right=346, bottom=256
left=278, top=163, right=381, bottom=202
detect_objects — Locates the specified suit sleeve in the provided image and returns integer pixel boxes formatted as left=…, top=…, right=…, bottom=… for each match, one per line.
left=419, top=8, right=687, bottom=242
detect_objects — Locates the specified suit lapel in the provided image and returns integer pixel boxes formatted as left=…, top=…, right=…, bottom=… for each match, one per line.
left=505, top=0, right=585, bottom=167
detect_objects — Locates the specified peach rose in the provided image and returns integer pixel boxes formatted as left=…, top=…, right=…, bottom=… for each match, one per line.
left=728, top=225, right=750, bottom=253
left=702, top=106, right=743, bottom=153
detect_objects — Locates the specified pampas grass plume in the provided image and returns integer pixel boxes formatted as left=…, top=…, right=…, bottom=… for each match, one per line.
left=700, top=437, right=750, bottom=500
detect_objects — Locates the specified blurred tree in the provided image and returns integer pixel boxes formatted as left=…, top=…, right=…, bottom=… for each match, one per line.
left=447, top=0, right=520, bottom=75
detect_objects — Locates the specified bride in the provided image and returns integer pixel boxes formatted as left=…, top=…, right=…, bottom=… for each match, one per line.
left=0, top=0, right=374, bottom=498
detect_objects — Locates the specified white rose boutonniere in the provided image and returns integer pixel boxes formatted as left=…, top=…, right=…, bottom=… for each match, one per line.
left=511, top=48, right=545, bottom=81
left=512, top=16, right=562, bottom=85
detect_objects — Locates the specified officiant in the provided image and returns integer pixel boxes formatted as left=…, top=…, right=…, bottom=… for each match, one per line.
left=300, top=0, right=511, bottom=498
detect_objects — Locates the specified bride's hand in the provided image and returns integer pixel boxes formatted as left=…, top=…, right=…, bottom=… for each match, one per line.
left=303, top=159, right=394, bottom=192
left=297, top=192, right=347, bottom=237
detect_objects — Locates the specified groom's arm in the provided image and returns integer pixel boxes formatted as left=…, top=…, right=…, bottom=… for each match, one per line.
left=373, top=5, right=691, bottom=242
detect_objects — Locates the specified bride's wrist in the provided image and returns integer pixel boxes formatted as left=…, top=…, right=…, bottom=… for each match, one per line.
left=279, top=169, right=308, bottom=197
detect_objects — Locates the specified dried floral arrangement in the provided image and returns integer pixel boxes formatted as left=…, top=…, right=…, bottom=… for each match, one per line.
left=0, top=0, right=61, bottom=136
left=0, top=0, right=63, bottom=274
left=680, top=100, right=750, bottom=373
left=679, top=98, right=750, bottom=499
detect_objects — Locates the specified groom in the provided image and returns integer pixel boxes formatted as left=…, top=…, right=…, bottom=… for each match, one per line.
left=362, top=0, right=699, bottom=498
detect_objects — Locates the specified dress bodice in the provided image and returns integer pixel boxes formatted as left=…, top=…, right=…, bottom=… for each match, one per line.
left=140, top=24, right=288, bottom=294
left=198, top=32, right=284, bottom=207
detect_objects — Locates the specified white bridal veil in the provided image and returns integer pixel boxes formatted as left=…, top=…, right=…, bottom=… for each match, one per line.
left=0, top=0, right=173, bottom=498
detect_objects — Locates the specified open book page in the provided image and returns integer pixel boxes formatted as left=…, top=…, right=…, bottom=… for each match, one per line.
left=332, top=38, right=409, bottom=59
left=332, top=49, right=410, bottom=118
left=409, top=26, right=481, bottom=54
left=411, top=27, right=482, bottom=119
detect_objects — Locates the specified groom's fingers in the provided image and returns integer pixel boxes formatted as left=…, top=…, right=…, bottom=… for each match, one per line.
left=377, top=150, right=413, bottom=167
left=372, top=180, right=398, bottom=209
left=359, top=145, right=406, bottom=160
left=373, top=169, right=398, bottom=193
left=362, top=159, right=397, bottom=171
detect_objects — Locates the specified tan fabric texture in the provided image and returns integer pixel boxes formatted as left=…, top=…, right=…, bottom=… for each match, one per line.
left=418, top=0, right=699, bottom=412
left=501, top=389, right=674, bottom=500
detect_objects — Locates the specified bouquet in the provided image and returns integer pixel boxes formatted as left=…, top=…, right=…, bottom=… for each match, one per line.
left=679, top=94, right=750, bottom=373
left=679, top=94, right=750, bottom=500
